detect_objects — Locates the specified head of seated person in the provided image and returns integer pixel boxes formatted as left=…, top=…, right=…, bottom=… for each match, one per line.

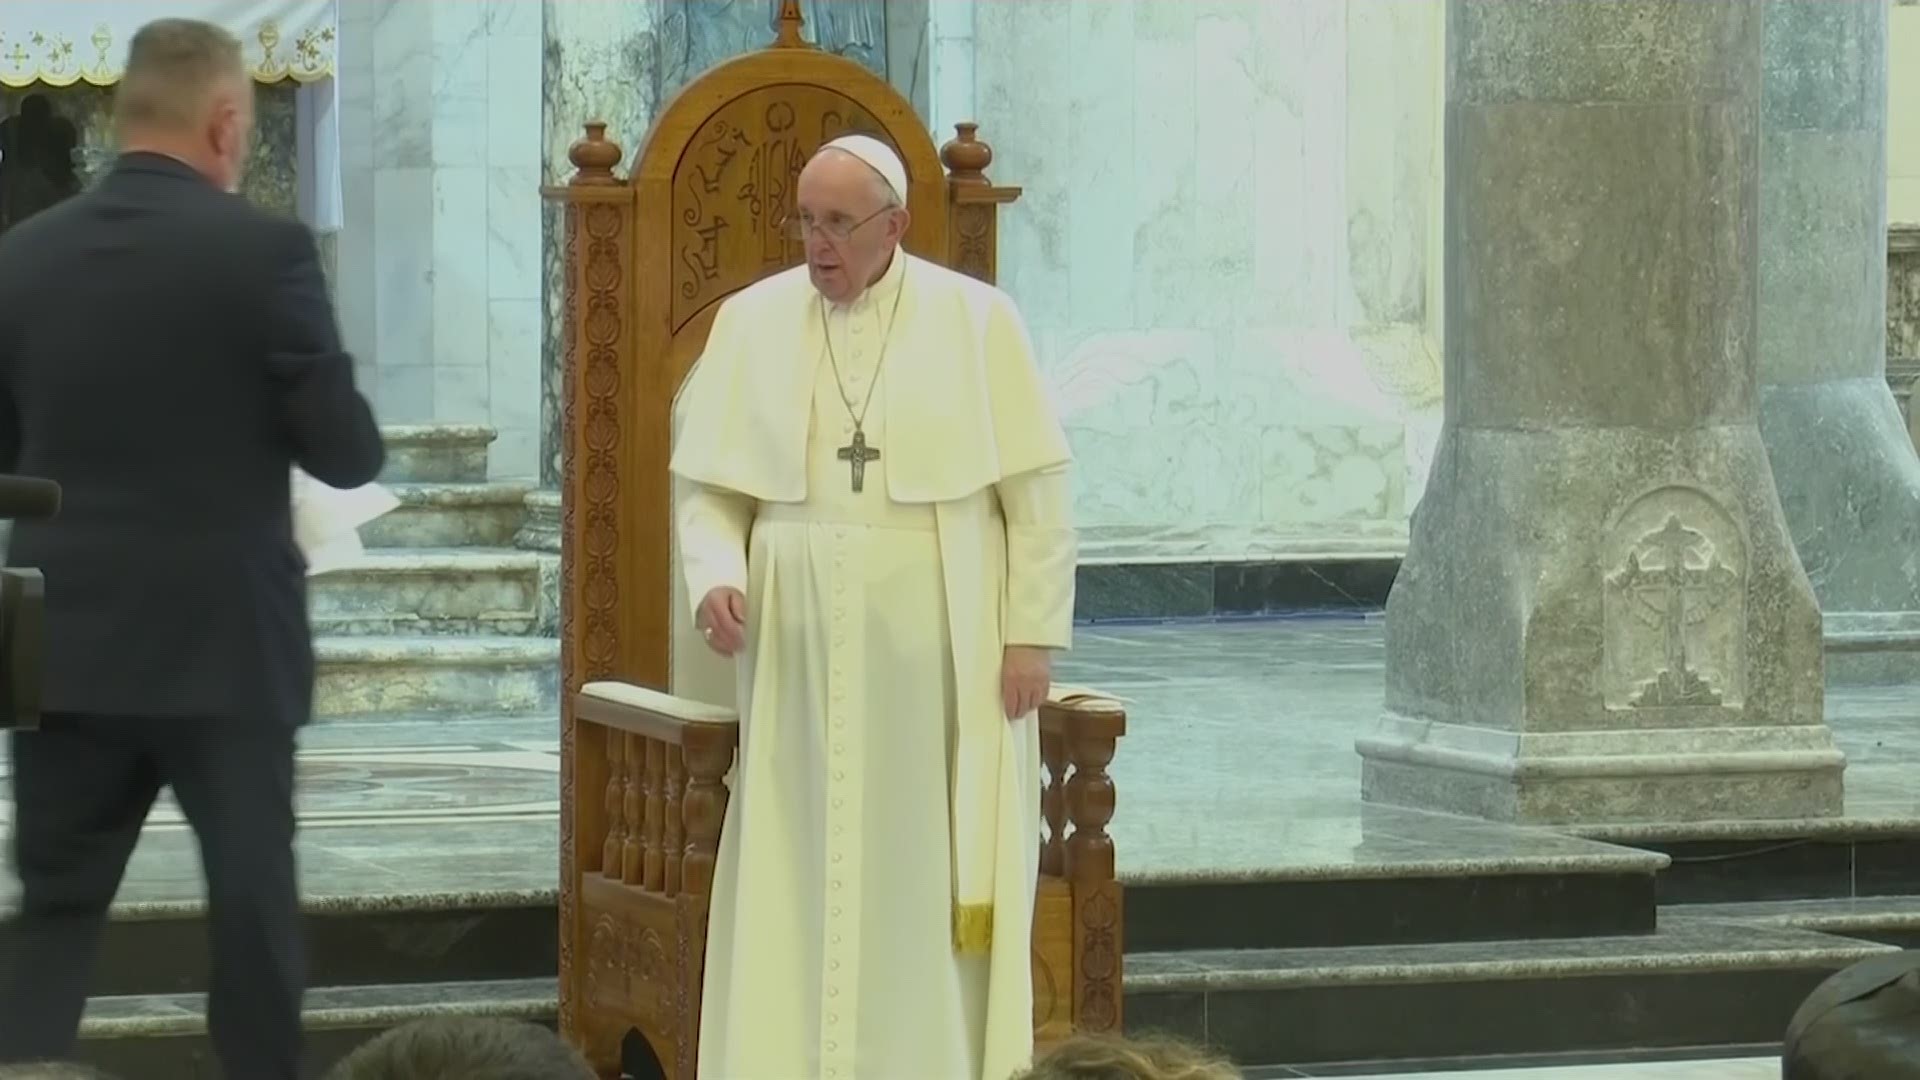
left=325, top=1017, right=594, bottom=1080
left=1013, top=1034, right=1242, bottom=1080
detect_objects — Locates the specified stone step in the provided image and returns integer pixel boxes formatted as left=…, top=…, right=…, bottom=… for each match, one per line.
left=84, top=892, right=557, bottom=999
left=358, top=482, right=531, bottom=549
left=76, top=977, right=555, bottom=1078
left=309, top=548, right=557, bottom=637
left=378, top=424, right=495, bottom=484
left=1122, top=840, right=1665, bottom=952
left=314, top=635, right=559, bottom=717
left=514, top=488, right=561, bottom=553
left=1823, top=610, right=1920, bottom=649
left=1823, top=610, right=1920, bottom=683
left=1682, top=895, right=1920, bottom=950
left=1572, top=815, right=1920, bottom=907
left=1124, top=915, right=1889, bottom=1071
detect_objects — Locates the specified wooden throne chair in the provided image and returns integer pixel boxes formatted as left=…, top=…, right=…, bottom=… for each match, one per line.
left=543, top=7, right=1128, bottom=1078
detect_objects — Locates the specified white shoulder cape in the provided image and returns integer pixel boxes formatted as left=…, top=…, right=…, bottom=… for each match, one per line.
left=670, top=254, right=1071, bottom=503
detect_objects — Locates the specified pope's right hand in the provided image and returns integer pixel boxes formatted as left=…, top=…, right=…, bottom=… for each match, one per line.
left=697, top=586, right=748, bottom=656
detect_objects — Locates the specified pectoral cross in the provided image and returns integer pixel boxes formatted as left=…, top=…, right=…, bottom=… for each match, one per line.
left=836, top=429, right=880, bottom=493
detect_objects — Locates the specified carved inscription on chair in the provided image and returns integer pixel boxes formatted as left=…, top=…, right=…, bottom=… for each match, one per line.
left=671, top=89, right=889, bottom=330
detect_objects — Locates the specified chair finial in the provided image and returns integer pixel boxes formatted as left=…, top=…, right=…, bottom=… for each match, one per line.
left=569, top=122, right=624, bottom=185
left=774, top=0, right=806, bottom=47
left=941, top=122, right=993, bottom=186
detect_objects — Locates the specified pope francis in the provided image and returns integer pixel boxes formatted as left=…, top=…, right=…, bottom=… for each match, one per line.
left=670, top=134, right=1077, bottom=1080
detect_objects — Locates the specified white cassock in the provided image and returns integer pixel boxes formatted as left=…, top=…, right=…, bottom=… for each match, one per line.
left=671, top=250, right=1076, bottom=1080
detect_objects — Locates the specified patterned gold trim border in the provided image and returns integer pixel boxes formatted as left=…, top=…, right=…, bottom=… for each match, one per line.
left=0, top=17, right=334, bottom=89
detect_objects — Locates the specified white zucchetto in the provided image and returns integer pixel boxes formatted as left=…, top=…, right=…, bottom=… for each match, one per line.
left=819, top=134, right=907, bottom=204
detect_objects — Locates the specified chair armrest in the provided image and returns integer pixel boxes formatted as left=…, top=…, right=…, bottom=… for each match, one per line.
left=1040, top=685, right=1128, bottom=741
left=577, top=681, right=739, bottom=748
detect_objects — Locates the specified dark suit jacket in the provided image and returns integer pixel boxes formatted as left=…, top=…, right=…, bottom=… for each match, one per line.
left=0, top=152, right=384, bottom=728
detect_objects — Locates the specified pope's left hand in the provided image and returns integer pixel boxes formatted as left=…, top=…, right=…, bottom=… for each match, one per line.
left=1001, top=645, right=1052, bottom=720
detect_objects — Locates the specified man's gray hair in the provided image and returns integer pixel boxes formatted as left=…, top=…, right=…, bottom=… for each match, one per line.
left=114, top=18, right=245, bottom=137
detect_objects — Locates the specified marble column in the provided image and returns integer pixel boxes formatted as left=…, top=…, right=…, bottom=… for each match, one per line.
left=1355, top=0, right=1843, bottom=824
left=529, top=0, right=890, bottom=548
left=537, top=0, right=666, bottom=502
left=1755, top=0, right=1920, bottom=683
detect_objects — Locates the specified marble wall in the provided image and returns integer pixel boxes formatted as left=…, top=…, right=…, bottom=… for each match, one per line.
left=939, top=0, right=1910, bottom=565
left=335, top=0, right=544, bottom=478
left=1894, top=2, right=1920, bottom=224
left=957, top=0, right=1444, bottom=562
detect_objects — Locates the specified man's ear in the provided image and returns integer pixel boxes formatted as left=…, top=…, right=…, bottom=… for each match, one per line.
left=890, top=206, right=912, bottom=244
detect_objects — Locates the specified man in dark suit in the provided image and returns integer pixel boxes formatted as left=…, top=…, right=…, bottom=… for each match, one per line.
left=0, top=19, right=383, bottom=1079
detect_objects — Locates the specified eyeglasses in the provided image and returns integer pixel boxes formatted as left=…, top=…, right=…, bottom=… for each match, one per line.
left=777, top=205, right=892, bottom=242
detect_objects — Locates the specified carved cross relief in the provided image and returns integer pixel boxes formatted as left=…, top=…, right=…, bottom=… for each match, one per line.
left=1601, top=488, right=1749, bottom=712
left=1607, top=515, right=1739, bottom=707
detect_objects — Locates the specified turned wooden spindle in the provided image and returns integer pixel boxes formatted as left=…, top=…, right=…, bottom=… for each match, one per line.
left=1040, top=730, right=1069, bottom=876
left=643, top=739, right=667, bottom=891
left=621, top=735, right=643, bottom=883
left=940, top=122, right=994, bottom=186
left=665, top=747, right=686, bottom=897
left=567, top=122, right=624, bottom=186
left=682, top=731, right=736, bottom=896
left=601, top=728, right=626, bottom=877
left=631, top=736, right=653, bottom=885
left=1065, top=729, right=1119, bottom=882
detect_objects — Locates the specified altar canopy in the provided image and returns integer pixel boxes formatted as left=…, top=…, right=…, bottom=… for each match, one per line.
left=0, top=0, right=339, bottom=227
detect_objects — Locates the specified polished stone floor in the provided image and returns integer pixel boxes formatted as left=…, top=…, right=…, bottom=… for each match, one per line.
left=1, top=616, right=1915, bottom=907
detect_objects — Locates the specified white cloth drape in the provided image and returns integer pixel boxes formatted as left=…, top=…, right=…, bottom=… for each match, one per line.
left=294, top=77, right=339, bottom=230
left=0, top=1, right=337, bottom=87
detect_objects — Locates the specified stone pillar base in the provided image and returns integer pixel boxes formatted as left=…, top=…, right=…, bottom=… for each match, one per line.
left=515, top=489, right=562, bottom=553
left=1760, top=379, right=1920, bottom=686
left=1826, top=611, right=1920, bottom=685
left=1358, top=715, right=1844, bottom=825
left=1362, top=425, right=1843, bottom=826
